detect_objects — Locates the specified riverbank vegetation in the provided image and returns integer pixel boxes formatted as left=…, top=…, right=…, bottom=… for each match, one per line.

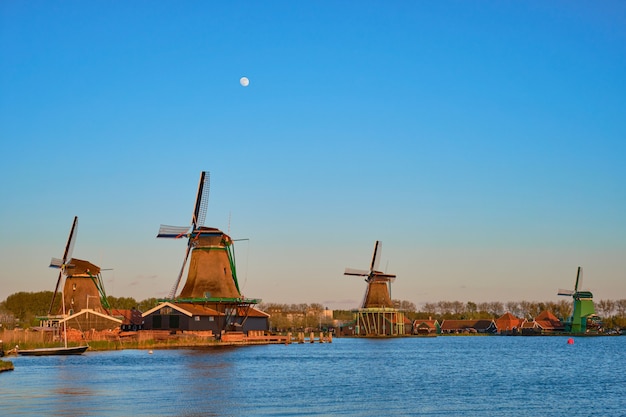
left=0, top=359, right=14, bottom=372
left=2, top=292, right=625, bottom=332
left=0, top=292, right=160, bottom=328
left=258, top=299, right=626, bottom=332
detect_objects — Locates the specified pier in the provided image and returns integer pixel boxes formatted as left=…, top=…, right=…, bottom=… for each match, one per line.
left=234, top=331, right=333, bottom=344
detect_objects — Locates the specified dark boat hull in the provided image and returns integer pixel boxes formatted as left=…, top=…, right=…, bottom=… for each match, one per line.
left=17, top=346, right=89, bottom=356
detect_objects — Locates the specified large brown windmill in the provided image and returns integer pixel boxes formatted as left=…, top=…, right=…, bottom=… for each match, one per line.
left=157, top=171, right=242, bottom=300
left=156, top=171, right=265, bottom=337
left=344, top=241, right=406, bottom=336
left=49, top=216, right=111, bottom=316
left=345, top=241, right=396, bottom=309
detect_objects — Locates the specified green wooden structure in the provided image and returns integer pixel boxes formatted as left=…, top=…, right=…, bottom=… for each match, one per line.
left=558, top=267, right=601, bottom=333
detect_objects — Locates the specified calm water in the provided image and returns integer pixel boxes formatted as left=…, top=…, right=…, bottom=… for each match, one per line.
left=2, top=336, right=625, bottom=416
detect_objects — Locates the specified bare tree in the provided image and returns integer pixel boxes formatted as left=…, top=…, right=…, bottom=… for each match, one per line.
left=597, top=299, right=615, bottom=317
left=506, top=301, right=521, bottom=317
left=422, top=302, right=437, bottom=314
left=488, top=301, right=505, bottom=316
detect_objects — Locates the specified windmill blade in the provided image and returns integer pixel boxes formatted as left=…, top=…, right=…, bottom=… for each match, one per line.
left=370, top=273, right=396, bottom=284
left=48, top=270, right=63, bottom=314
left=157, top=225, right=191, bottom=238
left=370, top=241, right=382, bottom=272
left=167, top=243, right=193, bottom=299
left=191, top=171, right=210, bottom=229
left=48, top=216, right=79, bottom=315
left=575, top=266, right=583, bottom=292
left=558, top=289, right=575, bottom=296
left=372, top=273, right=397, bottom=279
left=344, top=267, right=370, bottom=276
left=63, top=216, right=78, bottom=264
left=50, top=257, right=63, bottom=268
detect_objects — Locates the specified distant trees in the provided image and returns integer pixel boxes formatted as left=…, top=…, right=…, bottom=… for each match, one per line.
left=256, top=303, right=334, bottom=332
left=415, top=299, right=576, bottom=321
left=3, top=291, right=626, bottom=331
left=0, top=291, right=61, bottom=327
left=137, top=298, right=160, bottom=312
left=0, top=292, right=161, bottom=328
left=393, top=300, right=417, bottom=312
left=410, top=298, right=623, bottom=329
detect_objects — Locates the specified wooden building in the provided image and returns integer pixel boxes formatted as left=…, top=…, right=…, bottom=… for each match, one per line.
left=521, top=310, right=564, bottom=335
left=142, top=302, right=269, bottom=336
left=53, top=309, right=122, bottom=332
left=412, top=319, right=440, bottom=335
left=439, top=319, right=497, bottom=334
left=111, top=308, right=144, bottom=331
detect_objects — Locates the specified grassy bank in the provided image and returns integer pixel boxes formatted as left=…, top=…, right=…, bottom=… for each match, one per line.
left=1, top=329, right=228, bottom=352
left=1, top=360, right=14, bottom=372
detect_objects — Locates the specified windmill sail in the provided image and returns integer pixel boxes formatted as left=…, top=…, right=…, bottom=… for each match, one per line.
left=344, top=267, right=370, bottom=276
left=371, top=241, right=381, bottom=272
left=192, top=171, right=210, bottom=228
left=49, top=216, right=78, bottom=314
left=157, top=225, right=191, bottom=238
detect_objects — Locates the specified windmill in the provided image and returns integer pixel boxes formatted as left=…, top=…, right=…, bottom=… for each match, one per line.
left=557, top=266, right=599, bottom=333
left=345, top=241, right=396, bottom=309
left=344, top=241, right=406, bottom=336
left=157, top=171, right=242, bottom=300
left=49, top=216, right=111, bottom=316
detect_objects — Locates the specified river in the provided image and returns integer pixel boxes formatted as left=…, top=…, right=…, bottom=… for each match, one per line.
left=2, top=336, right=625, bottom=416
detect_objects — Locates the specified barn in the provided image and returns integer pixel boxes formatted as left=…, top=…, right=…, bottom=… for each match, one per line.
left=142, top=302, right=269, bottom=336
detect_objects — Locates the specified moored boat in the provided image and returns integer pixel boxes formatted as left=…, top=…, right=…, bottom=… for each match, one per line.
left=17, top=345, right=88, bottom=356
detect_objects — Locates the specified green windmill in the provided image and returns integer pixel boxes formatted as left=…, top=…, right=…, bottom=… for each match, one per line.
left=557, top=267, right=601, bottom=333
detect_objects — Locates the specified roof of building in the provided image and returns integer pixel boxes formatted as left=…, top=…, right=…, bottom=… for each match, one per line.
left=142, top=302, right=269, bottom=319
left=521, top=320, right=539, bottom=329
left=413, top=319, right=439, bottom=329
left=243, top=307, right=270, bottom=318
left=61, top=308, right=122, bottom=324
left=534, top=310, right=564, bottom=330
left=143, top=302, right=223, bottom=317
left=495, top=312, right=525, bottom=331
left=440, top=319, right=495, bottom=331
left=110, top=309, right=143, bottom=325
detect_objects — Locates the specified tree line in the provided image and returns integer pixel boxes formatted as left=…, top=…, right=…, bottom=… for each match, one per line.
left=0, top=291, right=160, bottom=328
left=258, top=299, right=626, bottom=331
left=2, top=292, right=625, bottom=330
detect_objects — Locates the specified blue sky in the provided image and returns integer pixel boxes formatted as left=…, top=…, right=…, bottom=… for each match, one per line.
left=1, top=2, right=625, bottom=309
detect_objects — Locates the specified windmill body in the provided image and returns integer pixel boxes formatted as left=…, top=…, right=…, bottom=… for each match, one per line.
left=178, top=227, right=241, bottom=299
left=344, top=241, right=407, bottom=336
left=60, top=258, right=106, bottom=314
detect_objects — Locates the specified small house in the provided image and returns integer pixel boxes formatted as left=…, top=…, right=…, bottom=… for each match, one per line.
left=412, top=319, right=440, bottom=335
left=439, top=319, right=497, bottom=334
left=111, top=308, right=144, bottom=331
left=495, top=312, right=525, bottom=335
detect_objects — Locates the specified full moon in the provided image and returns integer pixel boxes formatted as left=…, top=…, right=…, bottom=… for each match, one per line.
left=240, top=77, right=249, bottom=87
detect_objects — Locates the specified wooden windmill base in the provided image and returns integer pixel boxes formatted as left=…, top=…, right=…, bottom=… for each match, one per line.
left=353, top=308, right=406, bottom=336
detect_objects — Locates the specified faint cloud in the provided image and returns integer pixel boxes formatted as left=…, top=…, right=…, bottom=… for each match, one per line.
left=127, top=275, right=158, bottom=287
left=323, top=299, right=357, bottom=307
